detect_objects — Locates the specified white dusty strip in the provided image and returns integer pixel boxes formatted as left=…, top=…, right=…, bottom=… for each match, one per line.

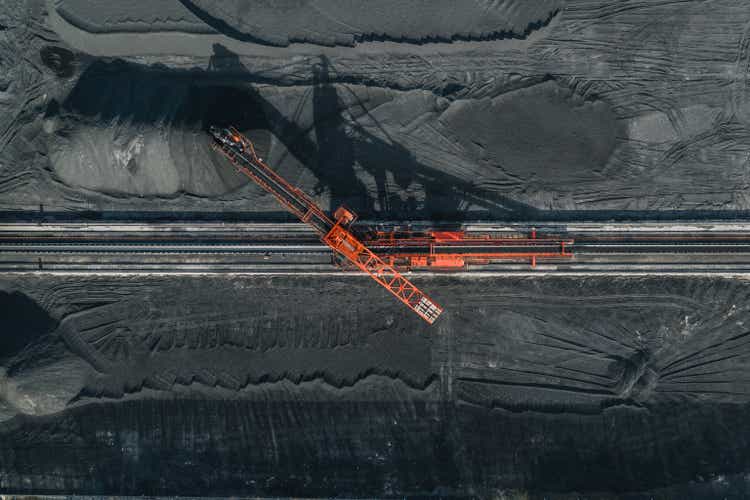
left=8, top=220, right=750, bottom=233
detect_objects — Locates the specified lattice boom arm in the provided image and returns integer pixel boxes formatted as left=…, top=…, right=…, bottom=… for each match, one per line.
left=324, top=225, right=443, bottom=324
left=210, top=125, right=443, bottom=324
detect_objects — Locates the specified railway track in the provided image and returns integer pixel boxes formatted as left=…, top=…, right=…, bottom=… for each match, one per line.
left=6, top=222, right=750, bottom=273
left=5, top=239, right=750, bottom=253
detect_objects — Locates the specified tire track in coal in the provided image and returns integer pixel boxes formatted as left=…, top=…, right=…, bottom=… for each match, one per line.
left=0, top=170, right=34, bottom=195
left=564, top=0, right=700, bottom=35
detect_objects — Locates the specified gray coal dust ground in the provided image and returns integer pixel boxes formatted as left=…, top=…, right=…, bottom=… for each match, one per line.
left=3, top=0, right=750, bottom=497
left=5, top=275, right=750, bottom=498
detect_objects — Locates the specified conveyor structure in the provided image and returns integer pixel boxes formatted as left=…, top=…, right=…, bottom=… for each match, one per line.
left=209, top=126, right=573, bottom=323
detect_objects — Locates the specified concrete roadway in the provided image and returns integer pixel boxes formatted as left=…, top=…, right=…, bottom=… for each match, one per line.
left=5, top=221, right=750, bottom=274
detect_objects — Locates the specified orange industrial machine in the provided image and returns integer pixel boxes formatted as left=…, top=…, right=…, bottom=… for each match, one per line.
left=209, top=126, right=574, bottom=323
left=209, top=126, right=443, bottom=324
left=363, top=229, right=572, bottom=269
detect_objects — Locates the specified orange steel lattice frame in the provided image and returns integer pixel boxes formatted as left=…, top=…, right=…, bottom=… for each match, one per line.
left=364, top=230, right=573, bottom=269
left=211, top=126, right=574, bottom=322
left=323, top=223, right=442, bottom=323
left=210, top=126, right=444, bottom=324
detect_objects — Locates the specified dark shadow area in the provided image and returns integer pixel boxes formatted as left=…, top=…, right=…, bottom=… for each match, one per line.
left=51, top=48, right=536, bottom=220
left=247, top=53, right=541, bottom=220
left=12, top=45, right=750, bottom=223
left=0, top=290, right=58, bottom=362
left=39, top=46, right=76, bottom=78
left=172, top=64, right=272, bottom=161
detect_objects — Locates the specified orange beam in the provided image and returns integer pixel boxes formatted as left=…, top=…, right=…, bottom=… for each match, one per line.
left=211, top=126, right=443, bottom=324
left=323, top=223, right=443, bottom=323
left=363, top=233, right=574, bottom=269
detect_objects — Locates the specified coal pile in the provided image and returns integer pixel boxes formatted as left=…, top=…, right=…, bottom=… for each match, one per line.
left=2, top=0, right=750, bottom=497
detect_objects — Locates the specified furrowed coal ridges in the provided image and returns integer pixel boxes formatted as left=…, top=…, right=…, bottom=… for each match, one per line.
left=2, top=398, right=750, bottom=496
left=2, top=273, right=750, bottom=494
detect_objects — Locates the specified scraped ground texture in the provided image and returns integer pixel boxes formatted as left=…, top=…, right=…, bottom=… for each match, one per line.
left=181, top=0, right=563, bottom=46
left=5, top=0, right=749, bottom=217
left=3, top=275, right=750, bottom=497
left=3, top=0, right=750, bottom=497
